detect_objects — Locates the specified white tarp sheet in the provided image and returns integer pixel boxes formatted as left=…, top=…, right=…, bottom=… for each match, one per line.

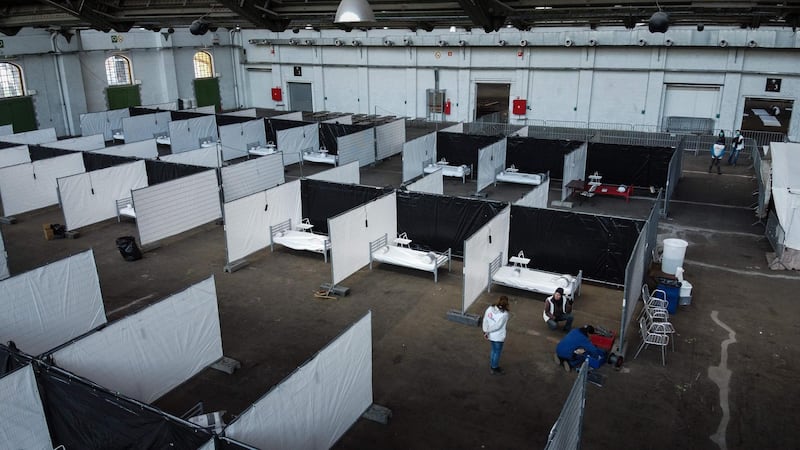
left=561, top=142, right=587, bottom=202
left=406, top=169, right=443, bottom=195
left=80, top=109, right=130, bottom=140
left=307, top=161, right=359, bottom=184
left=133, top=170, right=221, bottom=246
left=92, top=139, right=158, bottom=159
left=1, top=128, right=57, bottom=145
left=770, top=142, right=800, bottom=250
left=224, top=180, right=301, bottom=263
left=0, top=153, right=85, bottom=216
left=122, top=112, right=171, bottom=143
left=375, top=119, right=405, bottom=160
left=330, top=192, right=397, bottom=285
left=323, top=115, right=352, bottom=125
left=402, top=132, right=436, bottom=182
left=224, top=108, right=257, bottom=117
left=277, top=123, right=318, bottom=166
left=477, top=138, right=506, bottom=193
left=0, top=124, right=13, bottom=136
left=441, top=123, right=463, bottom=133
left=169, top=116, right=219, bottom=154
left=0, top=250, right=105, bottom=355
left=219, top=119, right=266, bottom=161
left=0, top=227, right=8, bottom=280
left=0, top=365, right=54, bottom=450
left=58, top=160, right=148, bottom=230
left=337, top=128, right=375, bottom=168
left=511, top=126, right=529, bottom=137
left=0, top=144, right=29, bottom=168
left=225, top=311, right=372, bottom=450
left=462, top=206, right=511, bottom=312
left=160, top=146, right=220, bottom=167
left=185, top=105, right=216, bottom=114
left=273, top=111, right=303, bottom=121
left=514, top=178, right=551, bottom=209
left=45, top=134, right=105, bottom=151
left=51, top=276, right=223, bottom=404
left=221, top=152, right=285, bottom=202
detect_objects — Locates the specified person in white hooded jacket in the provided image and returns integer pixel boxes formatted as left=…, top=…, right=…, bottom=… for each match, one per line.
left=482, top=296, right=510, bottom=375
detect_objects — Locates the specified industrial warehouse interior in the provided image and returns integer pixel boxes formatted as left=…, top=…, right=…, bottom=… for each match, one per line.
left=1, top=1, right=799, bottom=449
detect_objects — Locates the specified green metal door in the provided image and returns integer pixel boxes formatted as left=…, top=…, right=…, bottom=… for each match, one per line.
left=0, top=96, right=37, bottom=132
left=106, top=85, right=141, bottom=110
left=194, top=77, right=221, bottom=112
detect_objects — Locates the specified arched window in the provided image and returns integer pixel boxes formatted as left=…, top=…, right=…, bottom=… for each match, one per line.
left=104, top=55, right=132, bottom=85
left=193, top=51, right=214, bottom=79
left=0, top=62, right=25, bottom=98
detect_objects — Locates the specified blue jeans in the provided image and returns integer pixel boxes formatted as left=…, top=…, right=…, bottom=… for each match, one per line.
left=547, top=313, right=574, bottom=331
left=727, top=149, right=740, bottom=165
left=490, top=340, right=504, bottom=369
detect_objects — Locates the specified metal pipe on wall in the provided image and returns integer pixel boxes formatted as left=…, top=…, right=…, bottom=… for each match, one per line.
left=50, top=31, right=76, bottom=136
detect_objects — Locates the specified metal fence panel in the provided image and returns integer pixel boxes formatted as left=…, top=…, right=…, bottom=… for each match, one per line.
left=766, top=210, right=785, bottom=258
left=545, top=360, right=589, bottom=450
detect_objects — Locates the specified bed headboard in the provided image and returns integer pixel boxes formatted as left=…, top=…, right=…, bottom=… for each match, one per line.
left=370, top=233, right=388, bottom=255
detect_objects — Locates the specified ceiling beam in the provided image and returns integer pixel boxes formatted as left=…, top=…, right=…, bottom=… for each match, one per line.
left=456, top=0, right=512, bottom=32
left=36, top=0, right=123, bottom=32
left=218, top=0, right=291, bottom=32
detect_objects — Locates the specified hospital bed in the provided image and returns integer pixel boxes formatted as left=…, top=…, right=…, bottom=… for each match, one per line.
left=423, top=159, right=472, bottom=183
left=115, top=197, right=136, bottom=222
left=488, top=251, right=582, bottom=300
left=248, top=141, right=278, bottom=156
left=369, top=233, right=451, bottom=283
left=303, top=147, right=337, bottom=165
left=494, top=166, right=546, bottom=186
left=269, top=218, right=331, bottom=262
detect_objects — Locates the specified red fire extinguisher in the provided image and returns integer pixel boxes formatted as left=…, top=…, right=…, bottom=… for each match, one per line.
left=444, top=99, right=452, bottom=115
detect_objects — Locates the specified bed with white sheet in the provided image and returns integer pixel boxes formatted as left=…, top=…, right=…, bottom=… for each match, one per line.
left=303, top=147, right=337, bottom=165
left=116, top=197, right=136, bottom=221
left=488, top=251, right=582, bottom=299
left=369, top=233, right=451, bottom=283
left=495, top=166, right=546, bottom=186
left=270, top=218, right=331, bottom=262
left=423, top=159, right=472, bottom=183
left=112, top=130, right=125, bottom=141
left=155, top=136, right=171, bottom=146
left=249, top=142, right=278, bottom=156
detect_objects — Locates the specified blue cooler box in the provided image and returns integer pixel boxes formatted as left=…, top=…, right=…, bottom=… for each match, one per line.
left=657, top=284, right=680, bottom=314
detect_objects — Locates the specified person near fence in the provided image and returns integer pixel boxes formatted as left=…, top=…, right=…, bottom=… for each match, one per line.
left=554, top=325, right=606, bottom=372
left=543, top=287, right=574, bottom=332
left=728, top=130, right=745, bottom=166
left=709, top=134, right=725, bottom=174
left=482, top=296, right=510, bottom=375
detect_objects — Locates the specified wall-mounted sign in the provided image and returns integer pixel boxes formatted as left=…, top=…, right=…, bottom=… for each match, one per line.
left=293, top=66, right=302, bottom=77
left=766, top=78, right=781, bottom=92
left=111, top=35, right=124, bottom=43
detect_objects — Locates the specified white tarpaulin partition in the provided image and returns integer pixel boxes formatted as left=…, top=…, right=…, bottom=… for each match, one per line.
left=462, top=206, right=511, bottom=312
left=221, top=152, right=285, bottom=202
left=514, top=178, right=551, bottom=208
left=323, top=115, right=352, bottom=125
left=0, top=144, right=29, bottom=168
left=406, top=169, right=443, bottom=194
left=224, top=311, right=372, bottom=450
left=133, top=170, right=221, bottom=246
left=223, top=180, right=301, bottom=263
left=160, top=145, right=220, bottom=168
left=0, top=250, right=105, bottom=355
left=58, top=160, right=148, bottom=230
left=92, top=139, right=159, bottom=159
left=80, top=109, right=130, bottom=140
left=511, top=126, right=529, bottom=137
left=375, top=119, right=406, bottom=161
left=0, top=365, right=54, bottom=450
left=0, top=227, right=9, bottom=280
left=561, top=142, right=587, bottom=202
left=329, top=192, right=397, bottom=285
left=338, top=128, right=375, bottom=168
left=402, top=132, right=436, bottom=182
left=51, top=276, right=223, bottom=404
left=0, top=153, right=85, bottom=216
left=46, top=134, right=105, bottom=151
left=273, top=111, right=303, bottom=121
left=770, top=142, right=800, bottom=250
left=307, top=161, right=359, bottom=184
left=169, top=116, right=219, bottom=154
left=0, top=124, right=13, bottom=136
left=476, top=138, right=507, bottom=192
left=187, top=105, right=217, bottom=114
left=277, top=123, right=318, bottom=166
left=122, top=112, right=171, bottom=143
left=1, top=128, right=57, bottom=145
left=219, top=119, right=266, bottom=161
left=441, top=123, right=463, bottom=133
left=225, top=108, right=257, bottom=117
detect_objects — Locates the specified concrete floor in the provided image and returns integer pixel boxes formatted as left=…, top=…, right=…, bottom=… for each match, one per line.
left=2, top=143, right=799, bottom=449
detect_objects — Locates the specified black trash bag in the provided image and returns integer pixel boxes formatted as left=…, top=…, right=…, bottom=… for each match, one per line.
left=51, top=223, right=67, bottom=239
left=116, top=236, right=142, bottom=261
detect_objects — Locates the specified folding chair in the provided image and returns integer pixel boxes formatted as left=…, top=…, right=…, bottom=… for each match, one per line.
left=634, top=316, right=670, bottom=366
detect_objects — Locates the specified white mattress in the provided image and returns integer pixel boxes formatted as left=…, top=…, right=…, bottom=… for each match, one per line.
left=371, top=246, right=445, bottom=271
left=273, top=230, right=329, bottom=252
left=496, top=170, right=543, bottom=185
left=249, top=146, right=277, bottom=156
left=118, top=204, right=136, bottom=218
left=156, top=136, right=171, bottom=146
left=303, top=151, right=337, bottom=165
left=492, top=266, right=577, bottom=297
left=424, top=163, right=470, bottom=178
left=113, top=132, right=125, bottom=141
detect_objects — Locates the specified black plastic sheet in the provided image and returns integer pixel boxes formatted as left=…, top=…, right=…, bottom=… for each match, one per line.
left=586, top=143, right=674, bottom=188
left=506, top=137, right=584, bottom=179
left=301, top=179, right=389, bottom=234
left=0, top=141, right=19, bottom=149
left=129, top=107, right=159, bottom=116
left=0, top=343, right=30, bottom=378
left=270, top=118, right=312, bottom=131
left=170, top=110, right=210, bottom=121
left=509, top=205, right=643, bottom=285
left=436, top=132, right=502, bottom=167
left=215, top=114, right=256, bottom=127
left=28, top=144, right=73, bottom=161
left=396, top=191, right=506, bottom=257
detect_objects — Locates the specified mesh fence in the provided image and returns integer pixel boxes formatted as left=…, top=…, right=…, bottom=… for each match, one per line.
left=766, top=210, right=785, bottom=258
left=545, top=359, right=589, bottom=450
left=751, top=144, right=768, bottom=221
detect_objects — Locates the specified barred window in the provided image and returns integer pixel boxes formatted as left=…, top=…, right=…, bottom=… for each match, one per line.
left=193, top=51, right=214, bottom=79
left=0, top=62, right=24, bottom=98
left=105, top=55, right=132, bottom=85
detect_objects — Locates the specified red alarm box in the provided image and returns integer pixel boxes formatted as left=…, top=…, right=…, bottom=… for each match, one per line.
left=444, top=99, right=452, bottom=115
left=512, top=99, right=527, bottom=115
left=271, top=87, right=282, bottom=101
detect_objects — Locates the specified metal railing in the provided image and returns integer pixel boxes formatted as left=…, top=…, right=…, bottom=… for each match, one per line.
left=765, top=210, right=786, bottom=259
left=545, top=359, right=589, bottom=450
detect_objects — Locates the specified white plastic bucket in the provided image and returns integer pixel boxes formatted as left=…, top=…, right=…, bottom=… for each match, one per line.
left=661, top=238, right=688, bottom=275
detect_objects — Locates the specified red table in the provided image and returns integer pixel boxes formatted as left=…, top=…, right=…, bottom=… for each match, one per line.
left=583, top=183, right=633, bottom=202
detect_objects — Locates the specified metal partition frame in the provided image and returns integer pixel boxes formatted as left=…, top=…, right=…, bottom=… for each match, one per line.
left=545, top=359, right=589, bottom=449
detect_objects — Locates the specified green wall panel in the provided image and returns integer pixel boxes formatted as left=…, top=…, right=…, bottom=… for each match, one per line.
left=106, top=85, right=141, bottom=110
left=194, top=77, right=221, bottom=112
left=0, top=96, right=37, bottom=132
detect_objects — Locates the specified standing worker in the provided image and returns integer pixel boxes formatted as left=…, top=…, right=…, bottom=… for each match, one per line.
left=709, top=133, right=726, bottom=174
left=482, top=296, right=510, bottom=375
left=728, top=130, right=745, bottom=166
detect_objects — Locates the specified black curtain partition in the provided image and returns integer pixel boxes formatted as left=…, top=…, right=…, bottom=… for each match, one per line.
left=27, top=144, right=73, bottom=161
left=435, top=132, right=501, bottom=168
left=0, top=343, right=30, bottom=377
left=508, top=205, right=643, bottom=285
left=0, top=141, right=19, bottom=150
left=586, top=143, right=675, bottom=188
left=170, top=110, right=210, bottom=121
left=214, top=114, right=255, bottom=127
left=301, top=179, right=389, bottom=234
left=396, top=191, right=506, bottom=257
left=505, top=137, right=584, bottom=179
left=318, top=122, right=372, bottom=155
left=129, top=107, right=159, bottom=116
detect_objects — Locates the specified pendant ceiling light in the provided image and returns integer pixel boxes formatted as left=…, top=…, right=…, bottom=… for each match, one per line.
left=334, top=0, right=375, bottom=23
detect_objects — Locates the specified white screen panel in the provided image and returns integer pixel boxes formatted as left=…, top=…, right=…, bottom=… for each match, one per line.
left=406, top=169, right=443, bottom=195
left=494, top=138, right=507, bottom=173
left=59, top=160, right=148, bottom=230
left=170, top=116, right=219, bottom=154
left=221, top=153, right=285, bottom=202
left=0, top=145, right=29, bottom=168
left=133, top=170, right=221, bottom=246
left=307, top=161, right=359, bottom=184
left=0, top=365, right=54, bottom=450
left=277, top=124, right=318, bottom=166
left=93, top=139, right=159, bottom=159
left=122, top=112, right=171, bottom=143
left=225, top=109, right=257, bottom=117
left=511, top=126, right=529, bottom=137
left=375, top=119, right=406, bottom=160
left=402, top=132, right=436, bottom=182
left=441, top=123, right=463, bottom=133
left=463, top=207, right=511, bottom=312
left=0, top=227, right=9, bottom=280
left=225, top=312, right=372, bottom=450
left=561, top=142, right=587, bottom=202
left=187, top=105, right=217, bottom=114
left=273, top=111, right=303, bottom=121
left=219, top=119, right=266, bottom=161
left=1, top=128, right=57, bottom=145
left=337, top=129, right=375, bottom=168
left=51, top=276, right=223, bottom=404
left=514, top=178, right=551, bottom=209
left=0, top=153, right=86, bottom=216
left=0, top=124, right=13, bottom=136
left=0, top=250, right=106, bottom=355
left=46, top=134, right=105, bottom=151
left=160, top=146, right=220, bottom=168
left=477, top=146, right=494, bottom=193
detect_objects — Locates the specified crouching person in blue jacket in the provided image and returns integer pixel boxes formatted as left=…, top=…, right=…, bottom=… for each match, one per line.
left=555, top=325, right=606, bottom=372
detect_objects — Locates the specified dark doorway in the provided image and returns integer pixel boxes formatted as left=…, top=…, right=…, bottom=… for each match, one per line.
left=475, top=83, right=510, bottom=123
left=288, top=82, right=313, bottom=112
left=741, top=97, right=793, bottom=134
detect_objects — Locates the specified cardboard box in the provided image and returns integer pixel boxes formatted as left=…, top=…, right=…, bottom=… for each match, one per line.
left=43, top=224, right=54, bottom=240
